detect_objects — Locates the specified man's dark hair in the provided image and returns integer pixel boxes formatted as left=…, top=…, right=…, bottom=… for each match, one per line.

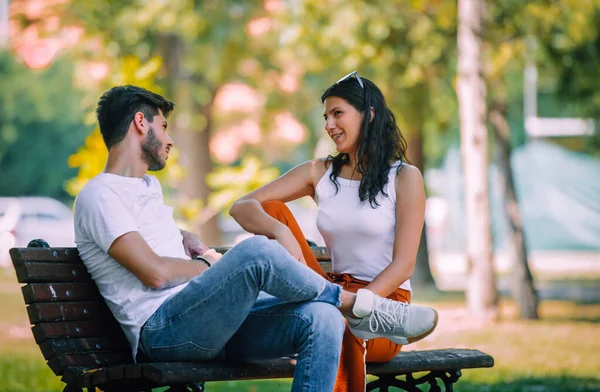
left=96, top=85, right=175, bottom=148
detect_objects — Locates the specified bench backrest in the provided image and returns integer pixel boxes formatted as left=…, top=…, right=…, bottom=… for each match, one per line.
left=10, top=244, right=332, bottom=376
left=10, top=246, right=131, bottom=375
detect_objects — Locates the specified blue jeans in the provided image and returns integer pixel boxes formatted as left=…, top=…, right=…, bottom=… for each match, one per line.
left=139, top=236, right=345, bottom=392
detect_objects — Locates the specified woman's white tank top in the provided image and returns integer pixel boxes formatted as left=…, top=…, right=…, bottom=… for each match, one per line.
left=315, top=161, right=411, bottom=291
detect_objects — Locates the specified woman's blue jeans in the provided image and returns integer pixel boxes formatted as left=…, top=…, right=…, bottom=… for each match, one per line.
left=139, top=236, right=345, bottom=392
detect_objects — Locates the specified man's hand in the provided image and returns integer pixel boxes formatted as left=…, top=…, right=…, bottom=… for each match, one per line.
left=181, top=230, right=209, bottom=258
left=274, top=225, right=306, bottom=265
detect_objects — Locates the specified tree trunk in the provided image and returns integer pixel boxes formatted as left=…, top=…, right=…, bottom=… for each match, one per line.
left=457, top=0, right=498, bottom=320
left=406, top=132, right=437, bottom=290
left=160, top=34, right=221, bottom=246
left=489, top=102, right=539, bottom=319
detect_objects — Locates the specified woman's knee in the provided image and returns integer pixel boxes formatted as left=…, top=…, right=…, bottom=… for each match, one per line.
left=261, top=200, right=288, bottom=217
left=365, top=338, right=402, bottom=362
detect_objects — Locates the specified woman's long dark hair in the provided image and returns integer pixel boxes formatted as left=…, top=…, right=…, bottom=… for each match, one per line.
left=321, top=76, right=409, bottom=208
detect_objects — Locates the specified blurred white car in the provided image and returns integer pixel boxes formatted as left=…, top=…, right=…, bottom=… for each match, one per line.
left=0, top=197, right=75, bottom=267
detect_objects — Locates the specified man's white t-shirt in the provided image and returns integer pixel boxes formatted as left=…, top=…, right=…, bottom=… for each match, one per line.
left=74, top=173, right=189, bottom=359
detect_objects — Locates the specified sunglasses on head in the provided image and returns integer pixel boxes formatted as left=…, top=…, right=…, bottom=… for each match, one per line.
left=336, top=71, right=364, bottom=89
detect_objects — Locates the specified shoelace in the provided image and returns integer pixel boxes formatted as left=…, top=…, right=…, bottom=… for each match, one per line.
left=368, top=298, right=408, bottom=333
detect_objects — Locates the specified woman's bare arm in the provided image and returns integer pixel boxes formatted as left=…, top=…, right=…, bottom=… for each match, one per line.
left=229, top=159, right=326, bottom=262
left=365, top=164, right=426, bottom=297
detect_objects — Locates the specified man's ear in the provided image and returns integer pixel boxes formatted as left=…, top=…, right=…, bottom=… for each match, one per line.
left=133, top=112, right=148, bottom=135
left=369, top=107, right=375, bottom=123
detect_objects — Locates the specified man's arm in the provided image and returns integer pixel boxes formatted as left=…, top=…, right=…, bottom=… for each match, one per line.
left=108, top=231, right=219, bottom=289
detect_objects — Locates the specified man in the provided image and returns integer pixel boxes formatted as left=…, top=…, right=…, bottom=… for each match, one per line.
left=74, top=85, right=437, bottom=392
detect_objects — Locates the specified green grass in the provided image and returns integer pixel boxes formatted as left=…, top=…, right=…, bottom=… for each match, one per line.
left=1, top=269, right=599, bottom=391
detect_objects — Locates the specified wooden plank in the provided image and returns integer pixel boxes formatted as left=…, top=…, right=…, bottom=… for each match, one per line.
left=28, top=302, right=111, bottom=323
left=61, top=366, right=95, bottom=389
left=32, top=320, right=124, bottom=343
left=124, top=362, right=143, bottom=380
left=14, top=261, right=91, bottom=283
left=143, top=359, right=297, bottom=384
left=10, top=247, right=81, bottom=263
left=319, top=261, right=332, bottom=273
left=106, top=364, right=127, bottom=382
left=366, top=349, right=494, bottom=375
left=22, top=283, right=101, bottom=303
left=104, top=364, right=144, bottom=384
left=310, top=246, right=331, bottom=262
left=87, top=366, right=109, bottom=387
left=48, top=352, right=132, bottom=376
left=142, top=349, right=493, bottom=385
left=39, top=337, right=130, bottom=359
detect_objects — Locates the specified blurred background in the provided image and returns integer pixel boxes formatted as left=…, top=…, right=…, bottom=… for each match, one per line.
left=0, top=0, right=599, bottom=391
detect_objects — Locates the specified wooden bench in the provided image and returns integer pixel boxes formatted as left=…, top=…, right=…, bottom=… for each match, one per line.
left=10, top=240, right=494, bottom=392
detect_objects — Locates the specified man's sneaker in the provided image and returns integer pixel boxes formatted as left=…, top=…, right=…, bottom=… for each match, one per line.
left=345, top=288, right=438, bottom=345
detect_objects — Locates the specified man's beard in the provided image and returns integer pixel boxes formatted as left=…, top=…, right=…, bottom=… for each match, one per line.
left=141, top=126, right=165, bottom=171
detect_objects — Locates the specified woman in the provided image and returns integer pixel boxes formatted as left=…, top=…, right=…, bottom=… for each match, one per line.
left=230, top=72, right=436, bottom=391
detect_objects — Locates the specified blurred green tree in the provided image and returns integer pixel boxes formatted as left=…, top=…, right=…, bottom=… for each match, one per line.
left=0, top=53, right=92, bottom=202
left=530, top=0, right=600, bottom=153
left=484, top=0, right=542, bottom=320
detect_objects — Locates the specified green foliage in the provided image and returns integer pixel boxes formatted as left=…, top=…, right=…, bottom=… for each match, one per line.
left=0, top=53, right=92, bottom=202
left=529, top=0, right=600, bottom=153
left=206, top=156, right=279, bottom=212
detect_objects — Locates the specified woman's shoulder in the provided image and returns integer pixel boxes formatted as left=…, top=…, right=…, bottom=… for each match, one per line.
left=309, top=158, right=330, bottom=183
left=393, top=162, right=424, bottom=188
left=290, top=158, right=329, bottom=187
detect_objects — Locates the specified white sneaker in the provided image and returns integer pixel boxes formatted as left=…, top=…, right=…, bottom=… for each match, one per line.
left=345, top=289, right=438, bottom=345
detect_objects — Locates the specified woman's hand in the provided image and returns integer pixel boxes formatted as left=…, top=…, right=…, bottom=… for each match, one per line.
left=274, top=225, right=306, bottom=265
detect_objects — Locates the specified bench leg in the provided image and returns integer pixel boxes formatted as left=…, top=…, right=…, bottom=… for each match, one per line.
left=367, top=370, right=462, bottom=392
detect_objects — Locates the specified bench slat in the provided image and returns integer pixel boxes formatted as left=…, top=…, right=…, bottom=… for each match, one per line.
left=39, top=337, right=130, bottom=359
left=92, top=364, right=146, bottom=390
left=10, top=247, right=81, bottom=263
left=15, top=261, right=91, bottom=283
left=143, top=359, right=296, bottom=384
left=367, top=349, right=494, bottom=374
left=48, top=352, right=132, bottom=376
left=28, top=302, right=111, bottom=323
left=142, top=349, right=494, bottom=385
left=61, top=366, right=94, bottom=389
left=32, top=321, right=124, bottom=343
left=61, top=364, right=145, bottom=390
left=22, top=283, right=101, bottom=303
